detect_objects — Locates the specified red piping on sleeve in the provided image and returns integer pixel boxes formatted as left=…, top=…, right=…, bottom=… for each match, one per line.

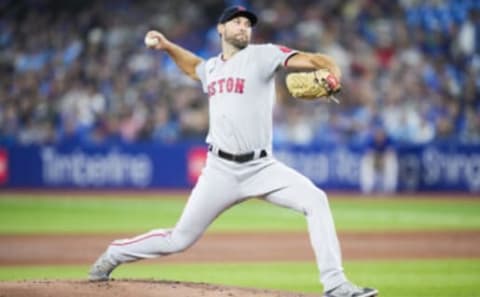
left=283, top=52, right=299, bottom=67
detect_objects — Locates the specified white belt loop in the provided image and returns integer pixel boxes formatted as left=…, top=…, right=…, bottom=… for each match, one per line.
left=253, top=149, right=261, bottom=159
left=208, top=144, right=219, bottom=155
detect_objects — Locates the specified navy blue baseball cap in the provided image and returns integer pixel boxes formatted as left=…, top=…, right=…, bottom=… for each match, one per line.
left=218, top=5, right=258, bottom=26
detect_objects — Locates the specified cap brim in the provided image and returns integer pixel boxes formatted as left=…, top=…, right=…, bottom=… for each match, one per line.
left=223, top=11, right=258, bottom=26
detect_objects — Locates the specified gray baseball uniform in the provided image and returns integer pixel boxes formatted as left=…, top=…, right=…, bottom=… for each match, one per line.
left=104, top=43, right=347, bottom=291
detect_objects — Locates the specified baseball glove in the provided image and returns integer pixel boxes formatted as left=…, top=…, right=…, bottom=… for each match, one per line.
left=285, top=69, right=341, bottom=103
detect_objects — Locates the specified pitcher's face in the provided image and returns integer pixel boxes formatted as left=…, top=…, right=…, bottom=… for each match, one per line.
left=218, top=16, right=252, bottom=49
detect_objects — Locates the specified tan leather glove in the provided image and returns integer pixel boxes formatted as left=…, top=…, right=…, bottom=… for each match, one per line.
left=285, top=69, right=341, bottom=103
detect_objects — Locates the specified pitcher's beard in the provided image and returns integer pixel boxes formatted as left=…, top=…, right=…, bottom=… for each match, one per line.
left=225, top=34, right=249, bottom=49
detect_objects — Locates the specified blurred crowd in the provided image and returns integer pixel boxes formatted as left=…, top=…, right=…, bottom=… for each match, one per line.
left=1, top=0, right=480, bottom=148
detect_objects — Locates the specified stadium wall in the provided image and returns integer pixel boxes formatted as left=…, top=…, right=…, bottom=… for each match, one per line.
left=0, top=143, right=479, bottom=192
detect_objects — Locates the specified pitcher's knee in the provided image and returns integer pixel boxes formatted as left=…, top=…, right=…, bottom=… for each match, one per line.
left=171, top=237, right=192, bottom=253
left=169, top=230, right=199, bottom=253
left=302, top=188, right=329, bottom=215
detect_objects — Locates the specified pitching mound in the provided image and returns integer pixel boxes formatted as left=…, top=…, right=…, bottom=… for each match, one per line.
left=0, top=279, right=318, bottom=297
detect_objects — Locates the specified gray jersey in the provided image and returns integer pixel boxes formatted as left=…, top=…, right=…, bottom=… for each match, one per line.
left=196, top=43, right=297, bottom=154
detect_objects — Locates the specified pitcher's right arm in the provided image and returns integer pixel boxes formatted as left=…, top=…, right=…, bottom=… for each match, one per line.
left=145, top=30, right=203, bottom=81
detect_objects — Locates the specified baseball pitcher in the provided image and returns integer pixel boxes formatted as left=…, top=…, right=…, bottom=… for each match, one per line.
left=89, top=6, right=378, bottom=297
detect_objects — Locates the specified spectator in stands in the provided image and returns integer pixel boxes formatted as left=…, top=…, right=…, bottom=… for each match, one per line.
left=360, top=126, right=398, bottom=194
left=0, top=0, right=479, bottom=149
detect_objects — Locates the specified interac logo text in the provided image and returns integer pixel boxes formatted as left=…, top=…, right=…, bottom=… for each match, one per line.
left=41, top=148, right=153, bottom=187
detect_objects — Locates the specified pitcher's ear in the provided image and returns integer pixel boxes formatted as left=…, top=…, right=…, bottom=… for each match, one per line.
left=217, top=23, right=224, bottom=37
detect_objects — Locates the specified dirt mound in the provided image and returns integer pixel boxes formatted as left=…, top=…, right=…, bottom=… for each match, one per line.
left=0, top=280, right=318, bottom=297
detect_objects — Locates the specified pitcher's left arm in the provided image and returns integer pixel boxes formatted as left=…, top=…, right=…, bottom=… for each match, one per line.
left=285, top=52, right=341, bottom=82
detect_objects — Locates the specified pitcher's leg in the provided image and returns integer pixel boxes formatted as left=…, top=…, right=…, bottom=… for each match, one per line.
left=263, top=166, right=346, bottom=291
left=90, top=158, right=239, bottom=280
left=108, top=175, right=238, bottom=264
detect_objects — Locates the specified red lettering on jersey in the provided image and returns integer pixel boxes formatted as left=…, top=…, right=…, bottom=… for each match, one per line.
left=208, top=77, right=246, bottom=97
left=277, top=45, right=292, bottom=53
left=218, top=78, right=225, bottom=93
left=208, top=81, right=216, bottom=96
left=226, top=77, right=234, bottom=92
left=235, top=78, right=245, bottom=94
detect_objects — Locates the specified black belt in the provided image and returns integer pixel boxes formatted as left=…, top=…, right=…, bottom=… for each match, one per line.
left=208, top=145, right=267, bottom=163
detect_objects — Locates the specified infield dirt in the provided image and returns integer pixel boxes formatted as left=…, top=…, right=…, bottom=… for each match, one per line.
left=1, top=230, right=479, bottom=296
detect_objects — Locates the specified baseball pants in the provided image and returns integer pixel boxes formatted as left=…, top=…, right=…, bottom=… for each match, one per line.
left=105, top=152, right=347, bottom=291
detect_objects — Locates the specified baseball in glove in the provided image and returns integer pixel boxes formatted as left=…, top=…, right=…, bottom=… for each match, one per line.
left=285, top=69, right=341, bottom=103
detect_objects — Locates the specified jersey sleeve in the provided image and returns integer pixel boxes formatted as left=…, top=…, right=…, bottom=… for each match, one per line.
left=258, top=43, right=298, bottom=76
left=195, top=60, right=208, bottom=93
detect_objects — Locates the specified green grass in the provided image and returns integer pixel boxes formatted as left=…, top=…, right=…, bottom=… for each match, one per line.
left=0, top=195, right=480, bottom=233
left=1, top=194, right=479, bottom=296
left=1, top=259, right=479, bottom=297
